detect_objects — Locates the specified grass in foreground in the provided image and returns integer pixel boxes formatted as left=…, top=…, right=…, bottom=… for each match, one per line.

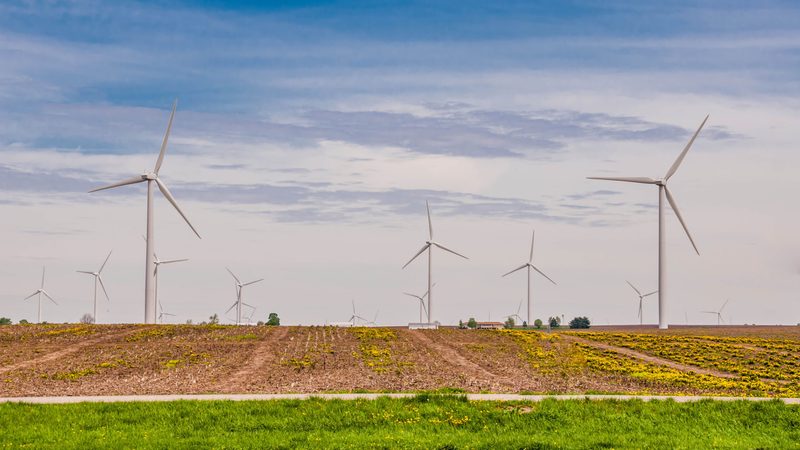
left=1, top=396, right=799, bottom=449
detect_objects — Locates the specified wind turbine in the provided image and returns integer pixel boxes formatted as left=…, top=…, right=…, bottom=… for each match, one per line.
left=702, top=299, right=729, bottom=325
left=89, top=100, right=200, bottom=324
left=225, top=267, right=263, bottom=326
left=502, top=229, right=556, bottom=326
left=402, top=201, right=468, bottom=323
left=158, top=302, right=176, bottom=324
left=626, top=280, right=658, bottom=326
left=588, top=115, right=708, bottom=329
left=505, top=299, right=524, bottom=326
left=348, top=300, right=369, bottom=326
left=24, top=267, right=57, bottom=323
left=77, top=251, right=113, bottom=324
left=403, top=285, right=433, bottom=323
left=143, top=236, right=189, bottom=311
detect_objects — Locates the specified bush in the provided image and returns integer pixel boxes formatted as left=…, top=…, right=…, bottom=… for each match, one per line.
left=18, top=319, right=29, bottom=325
left=548, top=316, right=561, bottom=328
left=504, top=317, right=515, bottom=329
left=467, top=318, right=477, bottom=329
left=266, top=313, right=280, bottom=326
left=79, top=314, right=94, bottom=324
left=569, top=317, right=591, bottom=329
left=534, top=319, right=543, bottom=329
left=0, top=317, right=11, bottom=325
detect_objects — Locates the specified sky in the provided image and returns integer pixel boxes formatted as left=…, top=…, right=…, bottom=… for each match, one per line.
left=1, top=0, right=798, bottom=326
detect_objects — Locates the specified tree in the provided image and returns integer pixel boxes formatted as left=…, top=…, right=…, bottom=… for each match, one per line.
left=458, top=320, right=464, bottom=328
left=548, top=316, right=561, bottom=328
left=208, top=314, right=219, bottom=325
left=467, top=317, right=477, bottom=329
left=18, top=319, right=29, bottom=325
left=522, top=321, right=528, bottom=328
left=504, top=317, right=516, bottom=329
left=266, top=313, right=280, bottom=326
left=569, top=317, right=591, bottom=329
left=257, top=321, right=265, bottom=326
left=534, top=319, right=543, bottom=329
left=0, top=317, right=11, bottom=325
left=79, top=314, right=94, bottom=324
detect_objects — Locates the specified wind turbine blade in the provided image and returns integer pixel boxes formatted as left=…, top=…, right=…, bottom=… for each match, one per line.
left=402, top=243, right=431, bottom=269
left=88, top=176, right=145, bottom=193
left=643, top=290, right=659, bottom=297
left=99, top=250, right=112, bottom=273
left=531, top=265, right=557, bottom=285
left=159, top=258, right=189, bottom=265
left=420, top=282, right=435, bottom=299
left=154, top=100, right=177, bottom=175
left=76, top=270, right=94, bottom=275
left=529, top=229, right=535, bottom=263
left=586, top=176, right=657, bottom=184
left=41, top=267, right=45, bottom=289
left=243, top=279, right=264, bottom=287
left=516, top=298, right=522, bottom=315
left=403, top=293, right=423, bottom=300
left=625, top=280, right=642, bottom=296
left=155, top=178, right=201, bottom=239
left=719, top=299, right=730, bottom=313
left=501, top=263, right=527, bottom=277
left=24, top=291, right=39, bottom=300
left=226, top=267, right=241, bottom=284
left=41, top=291, right=57, bottom=305
left=432, top=242, right=468, bottom=260
left=426, top=201, right=433, bottom=240
left=97, top=276, right=110, bottom=302
left=664, top=187, right=699, bottom=255
left=242, top=302, right=255, bottom=309
left=665, top=115, right=709, bottom=181
left=225, top=301, right=238, bottom=314
left=701, top=311, right=717, bottom=314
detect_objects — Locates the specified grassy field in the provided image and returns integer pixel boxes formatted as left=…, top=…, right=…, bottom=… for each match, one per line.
left=2, top=396, right=799, bottom=449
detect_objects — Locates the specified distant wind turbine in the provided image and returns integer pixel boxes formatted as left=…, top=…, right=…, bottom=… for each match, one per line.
left=702, top=299, right=729, bottom=325
left=225, top=268, right=263, bottom=326
left=588, top=115, right=708, bottom=329
left=89, top=100, right=200, bottom=324
left=502, top=229, right=556, bottom=326
left=348, top=300, right=369, bottom=326
left=403, top=285, right=432, bottom=323
left=24, top=267, right=57, bottom=323
left=505, top=299, right=524, bottom=326
left=158, top=302, right=176, bottom=324
left=142, top=236, right=189, bottom=312
left=402, top=201, right=468, bottom=323
left=77, top=251, right=113, bottom=324
left=626, top=280, right=657, bottom=326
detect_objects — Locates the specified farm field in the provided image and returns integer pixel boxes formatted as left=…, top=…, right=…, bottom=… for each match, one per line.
left=1, top=324, right=799, bottom=397
left=1, top=396, right=799, bottom=449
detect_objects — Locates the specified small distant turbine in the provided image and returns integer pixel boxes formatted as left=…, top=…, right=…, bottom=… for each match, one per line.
left=402, top=201, right=468, bottom=323
left=77, top=251, right=113, bottom=324
left=588, top=115, right=708, bottom=329
left=702, top=299, right=729, bottom=325
left=505, top=299, right=524, bottom=326
left=348, top=300, right=369, bottom=326
left=225, top=268, right=263, bottom=326
left=403, top=283, right=434, bottom=323
left=24, top=267, right=57, bottom=323
left=158, top=302, right=176, bottom=324
left=89, top=100, right=200, bottom=324
left=626, top=280, right=658, bottom=326
left=502, top=229, right=556, bottom=326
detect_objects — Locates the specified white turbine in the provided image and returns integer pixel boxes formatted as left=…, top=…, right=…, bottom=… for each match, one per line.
left=143, top=236, right=189, bottom=313
left=89, top=100, right=200, bottom=324
left=77, top=251, right=112, bottom=324
left=158, top=301, right=176, bottom=324
left=588, top=115, right=708, bottom=330
left=403, top=284, right=434, bottom=323
left=702, top=299, right=729, bottom=325
left=505, top=299, right=524, bottom=326
left=626, top=280, right=657, bottom=326
left=225, top=268, right=263, bottom=326
left=24, top=267, right=57, bottom=323
left=348, top=300, right=369, bottom=326
left=402, top=201, right=468, bottom=323
left=502, top=229, right=556, bottom=326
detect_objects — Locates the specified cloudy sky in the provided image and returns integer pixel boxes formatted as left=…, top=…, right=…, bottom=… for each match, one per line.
left=1, top=0, right=798, bottom=326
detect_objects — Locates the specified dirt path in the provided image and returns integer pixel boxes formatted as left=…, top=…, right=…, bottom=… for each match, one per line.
left=0, top=327, right=147, bottom=376
left=562, top=335, right=738, bottom=379
left=405, top=330, right=502, bottom=381
left=216, top=327, right=290, bottom=391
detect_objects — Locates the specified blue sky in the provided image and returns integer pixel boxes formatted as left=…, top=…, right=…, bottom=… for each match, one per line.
left=0, top=0, right=798, bottom=325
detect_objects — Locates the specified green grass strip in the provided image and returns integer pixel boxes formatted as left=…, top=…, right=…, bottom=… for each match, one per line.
left=1, top=396, right=799, bottom=449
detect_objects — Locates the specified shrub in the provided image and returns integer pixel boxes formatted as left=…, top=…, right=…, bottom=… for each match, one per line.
left=0, top=317, right=11, bottom=325
left=266, top=313, right=280, bottom=326
left=548, top=316, right=561, bottom=328
left=534, top=319, right=543, bottom=329
left=79, top=314, right=94, bottom=324
left=467, top=318, right=477, bottom=329
left=504, top=317, right=515, bottom=329
left=569, top=317, right=591, bottom=329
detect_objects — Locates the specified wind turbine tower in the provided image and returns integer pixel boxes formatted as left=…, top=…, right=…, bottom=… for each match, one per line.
left=502, top=229, right=556, bottom=325
left=89, top=100, right=201, bottom=324
left=626, top=280, right=657, bottom=326
left=77, top=251, right=113, bottom=324
left=24, top=267, right=57, bottom=323
left=588, top=115, right=708, bottom=329
left=225, top=268, right=263, bottom=326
